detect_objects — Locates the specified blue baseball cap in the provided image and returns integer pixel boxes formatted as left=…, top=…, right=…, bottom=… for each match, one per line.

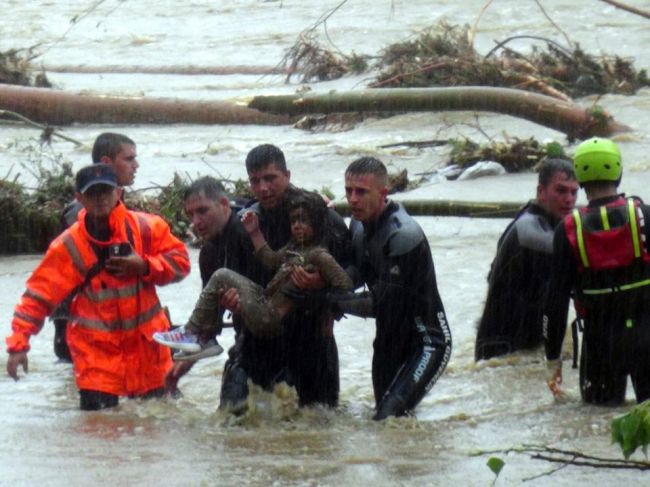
left=76, top=164, right=118, bottom=194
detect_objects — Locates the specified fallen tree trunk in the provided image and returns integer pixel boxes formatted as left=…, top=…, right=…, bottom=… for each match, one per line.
left=0, top=85, right=290, bottom=125
left=42, top=64, right=284, bottom=75
left=248, top=86, right=631, bottom=138
left=334, top=199, right=523, bottom=218
left=0, top=85, right=630, bottom=137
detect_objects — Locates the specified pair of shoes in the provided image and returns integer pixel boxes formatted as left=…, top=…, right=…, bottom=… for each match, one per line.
left=153, top=326, right=224, bottom=362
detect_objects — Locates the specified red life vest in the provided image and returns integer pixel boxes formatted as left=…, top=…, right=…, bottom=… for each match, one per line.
left=564, top=196, right=650, bottom=299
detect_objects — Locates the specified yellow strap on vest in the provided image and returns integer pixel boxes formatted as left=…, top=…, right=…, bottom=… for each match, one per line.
left=583, top=278, right=650, bottom=295
left=573, top=209, right=590, bottom=268
left=627, top=199, right=641, bottom=259
left=599, top=206, right=610, bottom=230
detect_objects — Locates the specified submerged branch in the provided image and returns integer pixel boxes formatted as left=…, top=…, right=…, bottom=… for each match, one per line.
left=0, top=109, right=82, bottom=146
left=334, top=199, right=523, bottom=218
left=473, top=444, right=650, bottom=473
left=599, top=0, right=650, bottom=20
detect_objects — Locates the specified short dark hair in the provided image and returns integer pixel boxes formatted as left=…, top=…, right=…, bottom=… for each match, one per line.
left=538, top=158, right=576, bottom=187
left=183, top=176, right=228, bottom=203
left=345, top=156, right=388, bottom=186
left=92, top=133, right=135, bottom=163
left=245, top=144, right=287, bottom=173
left=287, top=190, right=328, bottom=244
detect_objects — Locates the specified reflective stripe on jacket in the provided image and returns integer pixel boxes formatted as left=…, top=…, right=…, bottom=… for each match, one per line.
left=564, top=196, right=650, bottom=298
left=6, top=201, right=190, bottom=395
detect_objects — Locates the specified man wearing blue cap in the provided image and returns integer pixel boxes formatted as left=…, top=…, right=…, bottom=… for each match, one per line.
left=6, top=164, right=190, bottom=410
left=53, top=132, right=139, bottom=362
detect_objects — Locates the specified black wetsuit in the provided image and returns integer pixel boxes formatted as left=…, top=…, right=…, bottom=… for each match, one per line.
left=475, top=201, right=560, bottom=360
left=544, top=194, right=650, bottom=405
left=198, top=210, right=256, bottom=330
left=346, top=201, right=452, bottom=420
left=218, top=189, right=351, bottom=408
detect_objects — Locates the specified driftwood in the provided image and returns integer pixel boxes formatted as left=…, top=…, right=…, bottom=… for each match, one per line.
left=248, top=87, right=630, bottom=139
left=0, top=85, right=290, bottom=126
left=0, top=85, right=630, bottom=138
left=42, top=64, right=284, bottom=75
left=334, top=199, right=523, bottom=218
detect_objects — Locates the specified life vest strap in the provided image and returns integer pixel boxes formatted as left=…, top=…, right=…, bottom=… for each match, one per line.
left=600, top=205, right=610, bottom=230
left=573, top=209, right=590, bottom=268
left=627, top=199, right=641, bottom=259
left=582, top=277, right=650, bottom=295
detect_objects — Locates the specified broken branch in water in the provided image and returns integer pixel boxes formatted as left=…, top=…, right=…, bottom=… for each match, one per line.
left=0, top=109, right=82, bottom=146
left=599, top=0, right=650, bottom=20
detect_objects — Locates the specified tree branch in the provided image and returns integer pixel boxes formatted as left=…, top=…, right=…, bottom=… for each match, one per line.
left=599, top=0, right=650, bottom=20
left=0, top=109, right=82, bottom=146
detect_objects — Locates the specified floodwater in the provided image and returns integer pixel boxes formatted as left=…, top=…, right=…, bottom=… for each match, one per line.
left=1, top=1, right=650, bottom=485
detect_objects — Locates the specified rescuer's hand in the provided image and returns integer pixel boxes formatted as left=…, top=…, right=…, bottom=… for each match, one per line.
left=220, top=287, right=241, bottom=313
left=7, top=351, right=28, bottom=380
left=105, top=253, right=149, bottom=277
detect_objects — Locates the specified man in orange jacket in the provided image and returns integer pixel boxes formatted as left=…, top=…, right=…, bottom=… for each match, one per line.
left=6, top=164, right=190, bottom=410
left=53, top=132, right=140, bottom=362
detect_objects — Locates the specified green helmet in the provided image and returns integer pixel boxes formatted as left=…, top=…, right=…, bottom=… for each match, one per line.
left=573, top=137, right=622, bottom=184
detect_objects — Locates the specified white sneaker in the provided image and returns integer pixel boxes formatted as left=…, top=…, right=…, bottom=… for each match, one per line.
left=173, top=338, right=224, bottom=362
left=153, top=326, right=201, bottom=353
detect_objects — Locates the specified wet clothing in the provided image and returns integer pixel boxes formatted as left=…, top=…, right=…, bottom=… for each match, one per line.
left=189, top=244, right=352, bottom=337
left=51, top=200, right=84, bottom=361
left=475, top=201, right=560, bottom=360
left=219, top=190, right=351, bottom=408
left=6, top=201, right=190, bottom=398
left=347, top=200, right=452, bottom=419
left=78, top=386, right=165, bottom=411
left=196, top=210, right=256, bottom=333
left=544, top=194, right=650, bottom=404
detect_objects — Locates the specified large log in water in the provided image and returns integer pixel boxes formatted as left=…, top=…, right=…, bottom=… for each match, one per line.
left=334, top=199, right=523, bottom=218
left=0, top=85, right=629, bottom=138
left=0, top=85, right=290, bottom=125
left=43, top=64, right=283, bottom=75
left=249, top=86, right=630, bottom=138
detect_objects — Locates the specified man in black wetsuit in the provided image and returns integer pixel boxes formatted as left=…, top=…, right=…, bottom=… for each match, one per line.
left=545, top=138, right=650, bottom=405
left=228, top=144, right=351, bottom=409
left=184, top=145, right=350, bottom=410
left=474, top=159, right=578, bottom=361
left=335, top=156, right=452, bottom=420
left=164, top=176, right=254, bottom=395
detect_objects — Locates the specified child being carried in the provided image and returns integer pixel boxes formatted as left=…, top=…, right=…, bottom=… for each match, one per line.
left=154, top=190, right=352, bottom=361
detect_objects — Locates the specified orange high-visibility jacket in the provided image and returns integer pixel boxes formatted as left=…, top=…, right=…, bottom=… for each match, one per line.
left=6, top=201, right=190, bottom=396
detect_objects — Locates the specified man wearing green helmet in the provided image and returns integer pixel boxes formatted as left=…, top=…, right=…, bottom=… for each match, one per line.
left=544, top=137, right=650, bottom=405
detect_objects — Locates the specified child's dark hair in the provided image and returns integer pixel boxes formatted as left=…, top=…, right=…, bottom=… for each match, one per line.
left=287, top=190, right=328, bottom=243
